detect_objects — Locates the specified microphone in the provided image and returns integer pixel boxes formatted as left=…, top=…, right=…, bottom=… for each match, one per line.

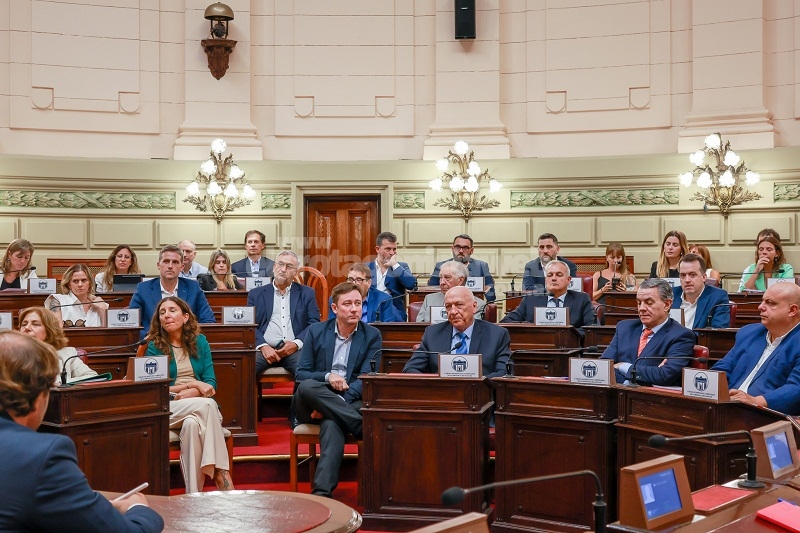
left=648, top=431, right=765, bottom=489
left=59, top=339, right=147, bottom=387
left=583, top=345, right=600, bottom=357
left=627, top=355, right=707, bottom=387
left=370, top=343, right=466, bottom=375
left=442, top=469, right=606, bottom=533
left=592, top=303, right=637, bottom=326
left=48, top=297, right=123, bottom=310
left=704, top=301, right=760, bottom=328
left=509, top=273, right=524, bottom=292
left=4, top=266, right=36, bottom=274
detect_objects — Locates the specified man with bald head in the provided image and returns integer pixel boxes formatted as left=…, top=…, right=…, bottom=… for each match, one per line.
left=712, top=282, right=800, bottom=415
left=403, top=286, right=510, bottom=378
left=416, top=261, right=486, bottom=322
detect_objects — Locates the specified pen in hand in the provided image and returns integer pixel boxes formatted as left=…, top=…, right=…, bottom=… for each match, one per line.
left=112, top=482, right=149, bottom=502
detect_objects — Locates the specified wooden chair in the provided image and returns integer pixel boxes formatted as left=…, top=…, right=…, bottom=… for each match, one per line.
left=289, top=423, right=361, bottom=497
left=691, top=345, right=709, bottom=369
left=408, top=300, right=423, bottom=322
left=47, top=259, right=107, bottom=283
left=728, top=301, right=737, bottom=328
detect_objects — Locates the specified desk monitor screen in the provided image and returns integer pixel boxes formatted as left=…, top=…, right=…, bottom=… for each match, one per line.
left=753, top=421, right=800, bottom=479
left=639, top=469, right=682, bottom=520
left=767, top=433, right=794, bottom=472
left=113, top=274, right=144, bottom=292
left=618, top=453, right=694, bottom=530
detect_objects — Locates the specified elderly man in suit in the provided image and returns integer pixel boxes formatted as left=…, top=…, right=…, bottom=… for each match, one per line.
left=248, top=250, right=321, bottom=376
left=130, top=244, right=215, bottom=338
left=671, top=252, right=730, bottom=329
left=404, top=286, right=510, bottom=378
left=0, top=330, right=164, bottom=532
left=601, top=278, right=696, bottom=386
left=501, top=259, right=594, bottom=335
left=428, top=234, right=496, bottom=301
left=293, top=282, right=381, bottom=498
left=712, top=283, right=800, bottom=415
left=231, top=229, right=275, bottom=278
left=522, top=233, right=578, bottom=292
left=369, top=231, right=416, bottom=321
left=417, top=261, right=486, bottom=323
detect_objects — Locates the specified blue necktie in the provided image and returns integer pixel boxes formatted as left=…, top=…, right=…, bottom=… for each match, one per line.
left=453, top=332, right=468, bottom=354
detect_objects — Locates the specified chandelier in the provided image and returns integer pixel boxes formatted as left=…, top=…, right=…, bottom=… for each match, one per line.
left=678, top=133, right=761, bottom=218
left=428, top=141, right=502, bottom=221
left=185, top=138, right=255, bottom=223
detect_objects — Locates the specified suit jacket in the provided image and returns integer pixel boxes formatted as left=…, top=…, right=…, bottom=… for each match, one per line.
left=403, top=319, right=510, bottom=378
left=712, top=323, right=800, bottom=415
left=600, top=318, right=696, bottom=386
left=0, top=412, right=164, bottom=533
left=369, top=260, right=415, bottom=320
left=231, top=256, right=275, bottom=278
left=327, top=287, right=402, bottom=323
left=248, top=281, right=321, bottom=347
left=522, top=256, right=578, bottom=292
left=671, top=285, right=730, bottom=329
left=129, top=278, right=215, bottom=338
left=428, top=258, right=496, bottom=302
left=295, top=318, right=382, bottom=403
left=500, top=290, right=595, bottom=335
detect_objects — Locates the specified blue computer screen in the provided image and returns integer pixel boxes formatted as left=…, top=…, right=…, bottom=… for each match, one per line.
left=767, top=432, right=795, bottom=472
left=639, top=468, right=682, bottom=520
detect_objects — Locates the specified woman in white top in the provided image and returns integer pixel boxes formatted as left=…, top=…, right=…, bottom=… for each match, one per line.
left=45, top=264, right=109, bottom=327
left=19, top=306, right=98, bottom=385
left=0, top=239, right=38, bottom=290
left=95, top=245, right=140, bottom=292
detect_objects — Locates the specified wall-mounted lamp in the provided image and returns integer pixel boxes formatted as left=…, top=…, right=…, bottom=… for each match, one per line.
left=201, top=3, right=236, bottom=80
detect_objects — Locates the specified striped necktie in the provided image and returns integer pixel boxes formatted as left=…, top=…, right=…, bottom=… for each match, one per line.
left=637, top=328, right=653, bottom=356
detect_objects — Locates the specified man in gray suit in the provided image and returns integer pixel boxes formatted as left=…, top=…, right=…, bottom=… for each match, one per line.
left=427, top=234, right=496, bottom=301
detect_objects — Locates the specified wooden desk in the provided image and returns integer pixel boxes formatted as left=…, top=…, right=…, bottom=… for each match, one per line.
left=604, top=293, right=638, bottom=325
left=410, top=286, right=486, bottom=304
left=695, top=328, right=738, bottom=364
left=584, top=325, right=617, bottom=353
left=511, top=348, right=583, bottom=377
left=493, top=378, right=619, bottom=531
left=39, top=380, right=170, bottom=495
left=360, top=375, right=493, bottom=530
left=726, top=292, right=765, bottom=327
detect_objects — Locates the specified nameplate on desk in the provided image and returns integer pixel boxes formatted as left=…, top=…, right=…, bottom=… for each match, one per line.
left=0, top=312, right=12, bottom=331
left=568, top=278, right=583, bottom=292
left=245, top=277, right=271, bottom=291
left=768, top=278, right=794, bottom=287
left=669, top=308, right=684, bottom=325
left=533, top=307, right=569, bottom=326
left=430, top=306, right=447, bottom=324
left=682, top=368, right=729, bottom=401
left=661, top=278, right=680, bottom=288
left=223, top=306, right=255, bottom=324
left=465, top=277, right=484, bottom=291
left=107, top=308, right=140, bottom=328
left=439, top=354, right=482, bottom=378
left=569, top=357, right=615, bottom=385
left=28, top=278, right=56, bottom=294
left=126, top=356, right=168, bottom=382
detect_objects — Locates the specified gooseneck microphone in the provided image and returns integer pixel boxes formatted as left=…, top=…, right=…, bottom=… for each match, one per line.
left=48, top=297, right=124, bottom=310
left=4, top=266, right=36, bottom=274
left=442, top=469, right=606, bottom=533
left=648, top=431, right=765, bottom=489
left=59, top=339, right=147, bottom=387
left=627, top=355, right=707, bottom=387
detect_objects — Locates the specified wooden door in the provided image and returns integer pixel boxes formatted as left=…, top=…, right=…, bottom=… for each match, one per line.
left=304, top=196, right=380, bottom=313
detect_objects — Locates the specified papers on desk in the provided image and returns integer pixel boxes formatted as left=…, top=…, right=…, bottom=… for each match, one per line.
left=68, top=372, right=112, bottom=385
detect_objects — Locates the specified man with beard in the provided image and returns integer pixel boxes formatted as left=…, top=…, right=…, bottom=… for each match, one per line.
left=522, top=233, right=578, bottom=292
left=427, top=234, right=496, bottom=302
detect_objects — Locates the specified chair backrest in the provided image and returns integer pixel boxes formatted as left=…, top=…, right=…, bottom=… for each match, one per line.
left=691, top=345, right=709, bottom=369
left=408, top=301, right=423, bottom=322
left=728, top=301, right=737, bottom=328
left=581, top=276, right=593, bottom=295
left=483, top=302, right=497, bottom=323
left=47, top=259, right=107, bottom=283
left=295, top=266, right=330, bottom=321
left=704, top=278, right=719, bottom=287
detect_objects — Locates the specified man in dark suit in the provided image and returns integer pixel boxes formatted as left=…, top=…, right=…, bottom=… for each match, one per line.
left=130, top=245, right=215, bottom=338
left=248, top=250, right=321, bottom=376
left=231, top=229, right=275, bottom=278
left=293, top=282, right=381, bottom=498
left=502, top=260, right=594, bottom=335
left=0, top=330, right=164, bottom=532
left=428, top=234, right=496, bottom=301
left=404, top=286, right=510, bottom=378
left=671, top=252, right=730, bottom=329
left=601, top=278, right=696, bottom=386
left=369, top=231, right=416, bottom=320
left=328, top=263, right=402, bottom=323
left=522, top=233, right=578, bottom=292
left=712, top=283, right=800, bottom=415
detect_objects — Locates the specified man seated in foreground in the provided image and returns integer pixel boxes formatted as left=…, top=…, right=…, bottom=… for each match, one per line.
left=712, top=283, right=800, bottom=415
left=0, top=330, right=164, bottom=532
left=600, top=278, right=696, bottom=386
left=403, top=286, right=510, bottom=378
left=417, top=261, right=485, bottom=323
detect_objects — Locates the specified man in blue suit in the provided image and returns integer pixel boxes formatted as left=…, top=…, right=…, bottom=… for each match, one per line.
left=428, top=234, right=496, bottom=301
left=522, top=233, right=578, bottom=292
left=248, top=250, right=321, bottom=376
left=293, top=282, right=381, bottom=498
left=130, top=245, right=215, bottom=338
left=231, top=229, right=275, bottom=278
left=404, top=286, right=510, bottom=378
left=328, top=264, right=402, bottom=323
left=712, top=283, right=800, bottom=415
left=601, top=278, right=696, bottom=386
left=671, top=253, right=730, bottom=329
left=0, top=331, right=164, bottom=532
left=369, top=231, right=416, bottom=320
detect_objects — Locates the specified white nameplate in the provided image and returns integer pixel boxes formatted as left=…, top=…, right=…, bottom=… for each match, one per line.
left=126, top=356, right=168, bottom=382
left=430, top=306, right=448, bottom=324
left=223, top=306, right=255, bottom=324
left=439, top=353, right=482, bottom=378
left=246, top=277, right=272, bottom=291
left=533, top=306, right=569, bottom=326
left=107, top=308, right=140, bottom=328
left=0, top=312, right=12, bottom=331
left=569, top=358, right=615, bottom=386
left=768, top=278, right=794, bottom=287
left=569, top=278, right=583, bottom=292
left=28, top=278, right=57, bottom=294
left=682, top=368, right=729, bottom=401
left=669, top=308, right=684, bottom=325
left=465, top=276, right=485, bottom=291
left=662, top=277, right=680, bottom=288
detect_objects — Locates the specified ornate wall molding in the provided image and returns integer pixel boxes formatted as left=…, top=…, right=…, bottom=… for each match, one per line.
left=773, top=183, right=800, bottom=202
left=393, top=192, right=425, bottom=209
left=261, top=193, right=291, bottom=209
left=0, top=190, right=174, bottom=209
left=510, top=188, right=679, bottom=208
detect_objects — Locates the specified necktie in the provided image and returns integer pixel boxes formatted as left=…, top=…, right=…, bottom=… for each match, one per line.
left=549, top=298, right=562, bottom=307
left=454, top=332, right=468, bottom=354
left=637, top=328, right=653, bottom=356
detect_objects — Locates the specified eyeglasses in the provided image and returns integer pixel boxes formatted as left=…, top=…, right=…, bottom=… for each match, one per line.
left=276, top=261, right=298, bottom=270
left=453, top=245, right=472, bottom=252
left=347, top=277, right=370, bottom=283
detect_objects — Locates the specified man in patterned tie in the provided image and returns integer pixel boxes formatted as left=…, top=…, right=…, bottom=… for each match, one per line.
left=403, top=286, right=510, bottom=378
left=600, top=278, right=695, bottom=386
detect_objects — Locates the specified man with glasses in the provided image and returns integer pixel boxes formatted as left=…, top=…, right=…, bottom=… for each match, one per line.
left=428, top=234, right=496, bottom=301
left=248, top=250, right=321, bottom=376
left=330, top=264, right=402, bottom=323
left=369, top=231, right=416, bottom=321
left=417, top=261, right=485, bottom=322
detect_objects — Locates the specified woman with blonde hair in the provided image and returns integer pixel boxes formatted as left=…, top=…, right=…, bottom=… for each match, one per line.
left=649, top=230, right=688, bottom=279
left=45, top=264, right=108, bottom=327
left=95, top=245, right=140, bottom=292
left=0, top=239, right=38, bottom=290
left=198, top=250, right=242, bottom=291
left=592, top=242, right=637, bottom=302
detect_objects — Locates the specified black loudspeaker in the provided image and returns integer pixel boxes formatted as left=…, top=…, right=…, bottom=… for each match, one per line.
left=454, top=0, right=476, bottom=40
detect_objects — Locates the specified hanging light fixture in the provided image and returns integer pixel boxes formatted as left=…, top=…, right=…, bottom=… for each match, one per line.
left=185, top=139, right=256, bottom=222
left=429, top=141, right=502, bottom=221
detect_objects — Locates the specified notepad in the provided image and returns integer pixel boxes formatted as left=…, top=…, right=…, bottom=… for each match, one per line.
left=67, top=372, right=113, bottom=385
left=691, top=485, right=755, bottom=514
left=756, top=501, right=800, bottom=532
